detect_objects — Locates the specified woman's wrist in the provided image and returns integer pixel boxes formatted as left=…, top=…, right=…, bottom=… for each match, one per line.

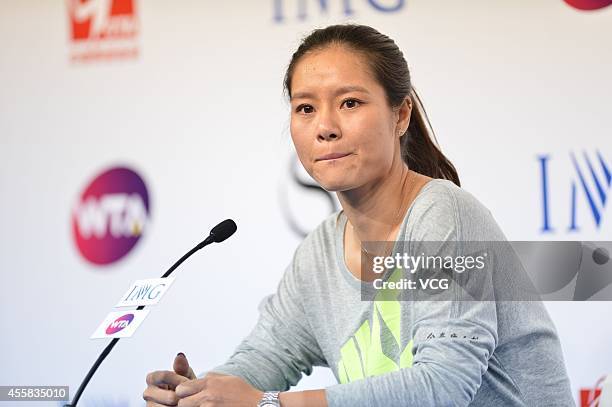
left=278, top=389, right=328, bottom=407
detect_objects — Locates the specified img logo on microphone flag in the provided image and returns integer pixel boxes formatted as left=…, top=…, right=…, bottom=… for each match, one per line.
left=115, top=277, right=175, bottom=308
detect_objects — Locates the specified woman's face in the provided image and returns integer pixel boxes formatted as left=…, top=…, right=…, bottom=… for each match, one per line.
left=289, top=45, right=408, bottom=192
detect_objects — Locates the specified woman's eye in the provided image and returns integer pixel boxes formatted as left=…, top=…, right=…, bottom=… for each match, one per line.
left=342, top=99, right=361, bottom=109
left=296, top=104, right=314, bottom=114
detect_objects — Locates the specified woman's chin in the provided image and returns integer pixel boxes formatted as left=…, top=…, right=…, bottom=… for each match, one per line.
left=317, top=179, right=355, bottom=193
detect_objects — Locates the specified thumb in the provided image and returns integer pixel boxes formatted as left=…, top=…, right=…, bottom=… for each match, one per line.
left=173, top=352, right=196, bottom=380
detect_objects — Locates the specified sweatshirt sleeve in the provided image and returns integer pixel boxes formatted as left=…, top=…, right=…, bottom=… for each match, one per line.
left=325, top=300, right=498, bottom=406
left=208, top=251, right=327, bottom=391
left=325, top=183, right=500, bottom=406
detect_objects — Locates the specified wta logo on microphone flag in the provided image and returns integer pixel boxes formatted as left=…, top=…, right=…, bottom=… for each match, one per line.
left=91, top=309, right=149, bottom=339
left=105, top=313, right=134, bottom=334
left=72, top=166, right=151, bottom=266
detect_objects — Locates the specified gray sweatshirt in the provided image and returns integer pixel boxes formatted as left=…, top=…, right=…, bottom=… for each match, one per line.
left=210, top=179, right=575, bottom=406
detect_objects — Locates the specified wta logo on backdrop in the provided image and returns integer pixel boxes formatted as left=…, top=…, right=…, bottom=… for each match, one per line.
left=563, top=0, right=612, bottom=10
left=538, top=150, right=610, bottom=234
left=72, top=166, right=151, bottom=265
left=66, top=0, right=139, bottom=63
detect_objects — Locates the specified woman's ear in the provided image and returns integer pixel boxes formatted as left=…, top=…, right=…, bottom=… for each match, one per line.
left=395, top=97, right=412, bottom=138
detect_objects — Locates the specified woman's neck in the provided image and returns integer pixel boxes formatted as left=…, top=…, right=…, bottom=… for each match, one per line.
left=338, top=160, right=412, bottom=245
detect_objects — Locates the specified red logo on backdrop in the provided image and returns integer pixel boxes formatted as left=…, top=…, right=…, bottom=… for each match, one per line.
left=66, top=0, right=139, bottom=63
left=564, top=0, right=612, bottom=10
left=580, top=388, right=602, bottom=406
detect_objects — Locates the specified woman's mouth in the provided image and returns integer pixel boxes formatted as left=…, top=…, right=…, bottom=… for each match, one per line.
left=316, top=152, right=352, bottom=161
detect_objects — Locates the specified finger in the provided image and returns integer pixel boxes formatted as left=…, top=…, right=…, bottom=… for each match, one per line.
left=147, top=370, right=190, bottom=389
left=146, top=401, right=180, bottom=407
left=175, top=389, right=205, bottom=407
left=142, top=386, right=179, bottom=406
left=187, top=366, right=196, bottom=380
left=146, top=402, right=174, bottom=407
left=173, top=352, right=195, bottom=379
left=175, top=379, right=204, bottom=399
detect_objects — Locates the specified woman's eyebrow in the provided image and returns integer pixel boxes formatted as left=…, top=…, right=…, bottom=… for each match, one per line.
left=291, top=85, right=371, bottom=101
left=335, top=85, right=370, bottom=96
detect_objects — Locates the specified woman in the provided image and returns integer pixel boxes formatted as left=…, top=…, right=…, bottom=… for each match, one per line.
left=143, top=24, right=573, bottom=406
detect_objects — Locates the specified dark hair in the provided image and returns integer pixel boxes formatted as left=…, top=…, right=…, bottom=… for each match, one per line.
left=284, top=24, right=461, bottom=187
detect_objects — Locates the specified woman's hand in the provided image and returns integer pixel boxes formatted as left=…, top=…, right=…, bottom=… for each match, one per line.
left=175, top=374, right=264, bottom=407
left=143, top=352, right=196, bottom=406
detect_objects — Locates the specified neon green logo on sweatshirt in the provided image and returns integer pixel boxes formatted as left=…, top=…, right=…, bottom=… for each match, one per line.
left=337, top=269, right=414, bottom=383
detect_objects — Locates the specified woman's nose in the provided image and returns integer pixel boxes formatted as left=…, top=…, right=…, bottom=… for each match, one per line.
left=318, top=130, right=340, bottom=141
left=316, top=110, right=341, bottom=141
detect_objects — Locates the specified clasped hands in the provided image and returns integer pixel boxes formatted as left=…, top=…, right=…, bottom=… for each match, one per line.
left=143, top=352, right=264, bottom=407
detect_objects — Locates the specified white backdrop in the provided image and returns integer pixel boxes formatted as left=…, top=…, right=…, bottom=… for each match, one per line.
left=1, top=1, right=611, bottom=406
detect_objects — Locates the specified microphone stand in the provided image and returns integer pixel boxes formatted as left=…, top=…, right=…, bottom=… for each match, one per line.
left=65, top=220, right=235, bottom=407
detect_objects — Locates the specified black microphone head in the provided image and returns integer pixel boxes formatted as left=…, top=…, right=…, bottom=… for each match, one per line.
left=209, top=219, right=237, bottom=242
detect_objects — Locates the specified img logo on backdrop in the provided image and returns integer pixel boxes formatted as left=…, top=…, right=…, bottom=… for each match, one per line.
left=72, top=166, right=151, bottom=266
left=273, top=0, right=405, bottom=23
left=538, top=150, right=610, bottom=234
left=66, top=0, right=139, bottom=63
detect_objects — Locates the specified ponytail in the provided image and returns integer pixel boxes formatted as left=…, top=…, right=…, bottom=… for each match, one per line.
left=401, top=87, right=461, bottom=187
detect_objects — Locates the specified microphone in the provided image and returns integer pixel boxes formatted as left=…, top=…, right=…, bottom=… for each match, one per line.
left=197, top=218, right=238, bottom=248
left=65, top=219, right=237, bottom=407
